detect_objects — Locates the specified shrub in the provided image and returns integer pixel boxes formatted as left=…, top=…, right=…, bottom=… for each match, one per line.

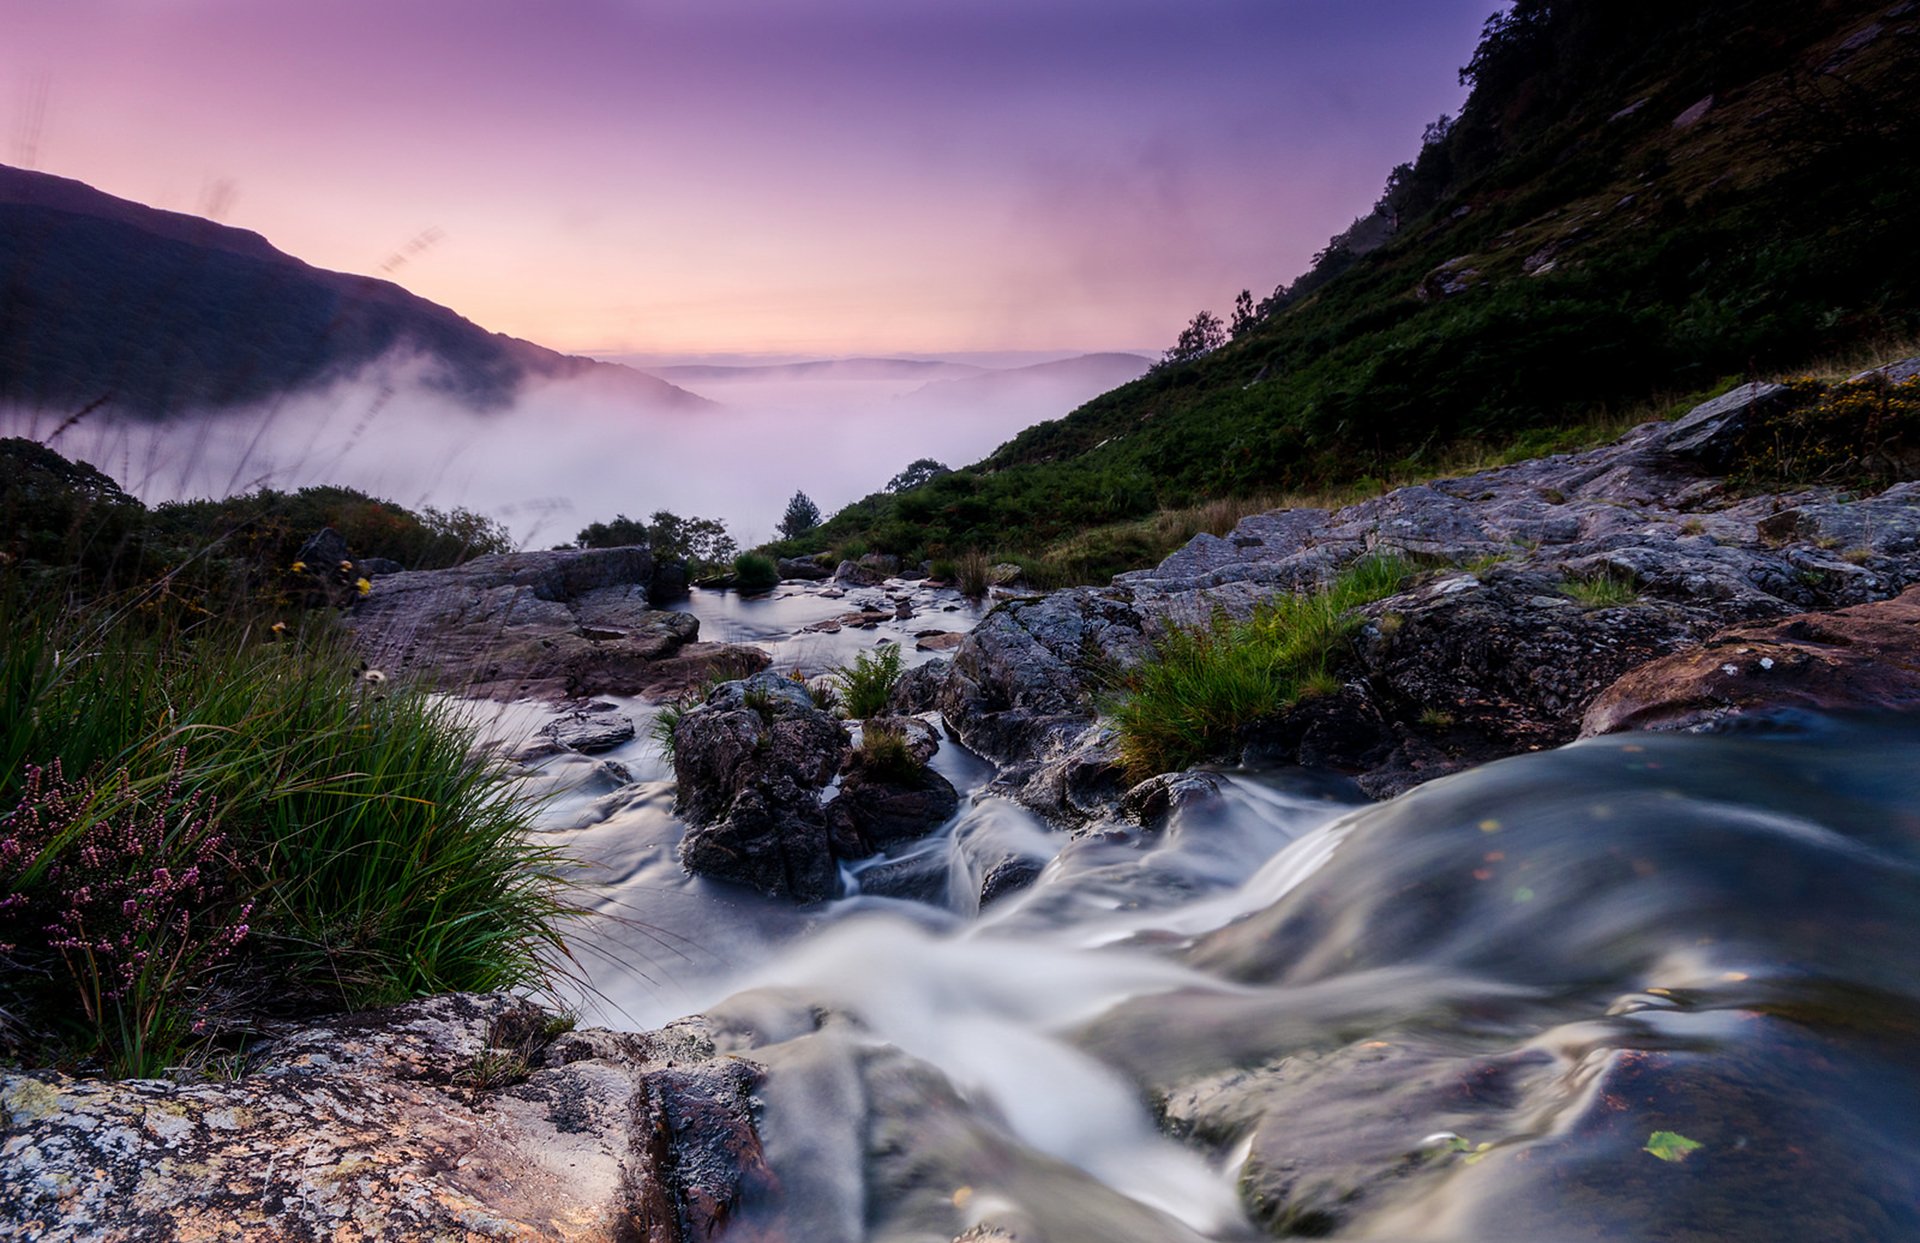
left=733, top=552, right=779, bottom=593
left=832, top=643, right=906, bottom=719
left=955, top=551, right=992, bottom=598
left=1108, top=555, right=1410, bottom=781
left=0, top=601, right=570, bottom=1071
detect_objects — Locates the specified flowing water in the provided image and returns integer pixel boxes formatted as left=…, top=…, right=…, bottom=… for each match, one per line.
left=490, top=581, right=1920, bottom=1242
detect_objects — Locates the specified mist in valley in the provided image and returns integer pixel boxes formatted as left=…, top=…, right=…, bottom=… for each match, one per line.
left=2, top=347, right=1148, bottom=551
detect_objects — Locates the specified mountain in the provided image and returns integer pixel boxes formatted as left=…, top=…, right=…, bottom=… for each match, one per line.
left=900, top=353, right=1152, bottom=404
left=0, top=164, right=709, bottom=417
left=643, top=358, right=987, bottom=385
left=800, top=0, right=1920, bottom=576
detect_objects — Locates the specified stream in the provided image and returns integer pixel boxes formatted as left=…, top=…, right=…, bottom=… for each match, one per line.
left=484, top=579, right=1920, bottom=1242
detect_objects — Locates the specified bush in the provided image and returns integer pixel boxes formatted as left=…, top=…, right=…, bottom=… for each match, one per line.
left=832, top=643, right=906, bottom=720
left=855, top=725, right=921, bottom=781
left=1108, top=555, right=1410, bottom=781
left=0, top=600, right=570, bottom=1072
left=732, top=551, right=779, bottom=593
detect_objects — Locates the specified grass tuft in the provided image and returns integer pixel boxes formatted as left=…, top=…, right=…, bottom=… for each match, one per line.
left=1560, top=567, right=1640, bottom=608
left=1108, top=555, right=1411, bottom=782
left=831, top=643, right=906, bottom=719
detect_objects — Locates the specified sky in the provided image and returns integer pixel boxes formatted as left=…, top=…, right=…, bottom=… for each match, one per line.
left=2, top=0, right=1500, bottom=362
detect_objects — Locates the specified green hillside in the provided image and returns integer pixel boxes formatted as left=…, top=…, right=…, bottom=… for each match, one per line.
left=794, top=0, right=1919, bottom=580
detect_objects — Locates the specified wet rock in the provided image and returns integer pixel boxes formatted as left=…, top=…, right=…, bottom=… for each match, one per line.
left=978, top=856, right=1044, bottom=907
left=0, top=993, right=770, bottom=1243
left=852, top=848, right=951, bottom=905
left=915, top=631, right=966, bottom=652
left=887, top=661, right=949, bottom=717
left=776, top=556, right=830, bottom=581
left=940, top=590, right=1152, bottom=765
left=1001, top=724, right=1130, bottom=827
left=597, top=642, right=770, bottom=702
left=1582, top=586, right=1920, bottom=734
left=833, top=559, right=883, bottom=587
left=346, top=547, right=707, bottom=701
left=672, top=672, right=850, bottom=901
left=543, top=703, right=638, bottom=754
left=1120, top=770, right=1228, bottom=831
left=826, top=765, right=960, bottom=858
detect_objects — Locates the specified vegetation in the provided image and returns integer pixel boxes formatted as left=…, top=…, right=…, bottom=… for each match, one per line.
left=831, top=642, right=906, bottom=719
left=777, top=491, right=822, bottom=539
left=854, top=725, right=921, bottom=781
left=1108, top=556, right=1411, bottom=782
left=782, top=0, right=1919, bottom=580
left=1560, top=567, right=1641, bottom=608
left=575, top=507, right=738, bottom=573
left=886, top=459, right=951, bottom=493
left=732, top=551, right=780, bottom=592
left=954, top=551, right=992, bottom=599
left=0, top=600, right=569, bottom=1076
left=1731, top=374, right=1920, bottom=490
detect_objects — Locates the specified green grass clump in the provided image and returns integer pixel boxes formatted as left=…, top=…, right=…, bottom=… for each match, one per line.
left=955, top=551, right=992, bottom=599
left=1108, top=555, right=1411, bottom=782
left=0, top=597, right=570, bottom=1074
left=855, top=725, right=922, bottom=781
left=732, top=551, right=780, bottom=593
left=832, top=643, right=906, bottom=719
left=1560, top=567, right=1640, bottom=608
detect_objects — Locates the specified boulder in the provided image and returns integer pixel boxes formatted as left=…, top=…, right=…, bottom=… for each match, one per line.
left=295, top=526, right=350, bottom=571
left=356, top=555, right=405, bottom=577
left=776, top=556, right=830, bottom=581
left=542, top=703, right=637, bottom=754
left=672, top=672, right=850, bottom=901
left=1582, top=586, right=1920, bottom=735
left=832, top=559, right=883, bottom=587
left=0, top=993, right=771, bottom=1243
left=825, top=765, right=960, bottom=858
left=344, top=547, right=724, bottom=701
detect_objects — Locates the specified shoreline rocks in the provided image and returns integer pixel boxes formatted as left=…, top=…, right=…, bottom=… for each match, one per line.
left=344, top=545, right=767, bottom=701
left=0, top=993, right=770, bottom=1243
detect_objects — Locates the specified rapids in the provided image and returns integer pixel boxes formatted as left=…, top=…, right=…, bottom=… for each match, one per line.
left=491, top=580, right=1920, bottom=1242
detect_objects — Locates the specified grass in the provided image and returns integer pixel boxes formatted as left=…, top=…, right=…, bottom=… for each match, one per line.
left=731, top=551, right=779, bottom=593
left=1107, top=555, right=1411, bottom=782
left=1560, top=567, right=1641, bottom=608
left=854, top=725, right=921, bottom=781
left=0, top=595, right=571, bottom=1075
left=831, top=642, right=906, bottom=719
left=955, top=551, right=992, bottom=599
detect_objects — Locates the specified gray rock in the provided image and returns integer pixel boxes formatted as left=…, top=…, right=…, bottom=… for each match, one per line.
left=777, top=556, right=831, bottom=581
left=295, top=526, right=350, bottom=571
left=542, top=704, right=637, bottom=754
left=1651, top=380, right=1790, bottom=468
left=673, top=672, right=850, bottom=901
left=344, top=547, right=731, bottom=701
left=0, top=993, right=770, bottom=1242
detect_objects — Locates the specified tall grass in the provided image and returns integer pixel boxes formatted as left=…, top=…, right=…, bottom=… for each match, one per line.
left=1, top=596, right=571, bottom=1071
left=1108, top=555, right=1411, bottom=782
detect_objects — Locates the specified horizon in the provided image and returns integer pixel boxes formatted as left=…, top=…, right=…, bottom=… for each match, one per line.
left=2, top=0, right=1499, bottom=360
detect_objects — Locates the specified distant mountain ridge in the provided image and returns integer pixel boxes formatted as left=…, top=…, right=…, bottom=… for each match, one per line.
left=901, top=352, right=1151, bottom=401
left=0, top=164, right=709, bottom=417
left=645, top=358, right=987, bottom=384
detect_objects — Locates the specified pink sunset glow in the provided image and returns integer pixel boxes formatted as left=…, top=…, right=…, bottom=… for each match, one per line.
left=2, top=0, right=1496, bottom=359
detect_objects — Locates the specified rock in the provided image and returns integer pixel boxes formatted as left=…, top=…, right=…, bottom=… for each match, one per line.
left=888, top=659, right=950, bottom=715
left=858, top=553, right=902, bottom=576
left=1650, top=380, right=1790, bottom=468
left=776, top=556, right=830, bottom=581
left=1121, top=770, right=1229, bottom=831
left=1582, top=586, right=1920, bottom=734
left=1417, top=256, right=1482, bottom=300
left=356, top=555, right=405, bottom=577
left=988, top=562, right=1023, bottom=586
left=295, top=526, right=350, bottom=570
left=345, top=547, right=714, bottom=700
left=0, top=993, right=771, bottom=1243
left=543, top=704, right=637, bottom=754
left=600, top=642, right=770, bottom=702
left=833, top=559, right=883, bottom=587
left=915, top=631, right=966, bottom=652
left=851, top=848, right=951, bottom=904
left=672, top=672, right=850, bottom=901
left=940, top=590, right=1152, bottom=765
left=826, top=765, right=960, bottom=858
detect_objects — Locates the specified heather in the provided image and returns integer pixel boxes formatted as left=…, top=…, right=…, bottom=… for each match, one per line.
left=0, top=595, right=569, bottom=1076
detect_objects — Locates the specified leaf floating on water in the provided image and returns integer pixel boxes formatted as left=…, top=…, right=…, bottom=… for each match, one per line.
left=1644, top=1131, right=1704, bottom=1162
left=1478, top=818, right=1502, bottom=833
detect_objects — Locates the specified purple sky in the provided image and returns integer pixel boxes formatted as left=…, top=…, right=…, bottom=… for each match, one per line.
left=4, top=0, right=1500, bottom=359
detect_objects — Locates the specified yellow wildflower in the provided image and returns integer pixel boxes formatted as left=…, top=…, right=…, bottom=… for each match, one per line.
left=356, top=577, right=373, bottom=596
left=291, top=560, right=307, bottom=573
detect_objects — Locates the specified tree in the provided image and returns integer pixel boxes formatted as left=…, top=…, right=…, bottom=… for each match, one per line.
left=575, top=512, right=650, bottom=549
left=885, top=459, right=950, bottom=493
left=1229, top=289, right=1259, bottom=340
left=646, top=510, right=737, bottom=567
left=1161, top=309, right=1226, bottom=367
left=778, top=490, right=823, bottom=539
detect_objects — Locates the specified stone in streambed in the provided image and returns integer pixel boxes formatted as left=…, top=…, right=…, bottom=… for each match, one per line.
left=542, top=703, right=637, bottom=754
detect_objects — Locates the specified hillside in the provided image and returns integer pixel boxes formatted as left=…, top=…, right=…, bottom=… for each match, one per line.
left=0, top=164, right=709, bottom=417
left=798, top=0, right=1919, bottom=576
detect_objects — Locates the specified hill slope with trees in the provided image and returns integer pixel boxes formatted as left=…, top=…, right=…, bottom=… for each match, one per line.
left=795, top=0, right=1919, bottom=580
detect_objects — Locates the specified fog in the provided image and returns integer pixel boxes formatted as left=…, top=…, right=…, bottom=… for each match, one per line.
left=3, top=349, right=1148, bottom=550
